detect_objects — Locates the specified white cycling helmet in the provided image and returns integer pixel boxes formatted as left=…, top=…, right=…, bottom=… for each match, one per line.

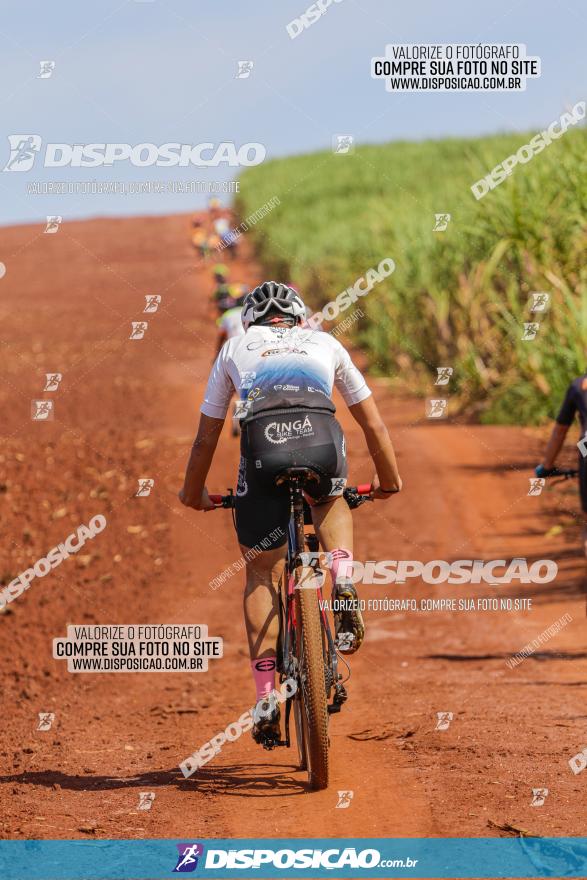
left=241, top=281, right=306, bottom=330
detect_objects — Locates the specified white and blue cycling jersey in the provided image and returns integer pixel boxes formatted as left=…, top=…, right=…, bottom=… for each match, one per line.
left=201, top=324, right=371, bottom=421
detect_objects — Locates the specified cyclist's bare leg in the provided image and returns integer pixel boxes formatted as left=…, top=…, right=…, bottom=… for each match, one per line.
left=311, top=496, right=364, bottom=652
left=242, top=545, right=286, bottom=739
left=311, top=495, right=353, bottom=581
left=310, top=495, right=353, bottom=554
left=242, top=545, right=286, bottom=660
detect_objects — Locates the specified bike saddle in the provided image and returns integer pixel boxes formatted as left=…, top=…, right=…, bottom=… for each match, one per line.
left=275, top=466, right=320, bottom=487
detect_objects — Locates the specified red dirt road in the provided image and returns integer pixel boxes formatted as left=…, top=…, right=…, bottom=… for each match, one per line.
left=0, top=213, right=586, bottom=844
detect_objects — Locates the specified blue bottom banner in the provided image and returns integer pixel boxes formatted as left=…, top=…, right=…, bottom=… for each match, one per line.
left=0, top=837, right=586, bottom=879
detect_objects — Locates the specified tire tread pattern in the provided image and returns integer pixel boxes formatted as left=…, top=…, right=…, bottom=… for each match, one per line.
left=295, top=577, right=329, bottom=790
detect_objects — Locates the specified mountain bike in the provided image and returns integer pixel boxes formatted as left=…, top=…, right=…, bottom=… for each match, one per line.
left=209, top=472, right=372, bottom=790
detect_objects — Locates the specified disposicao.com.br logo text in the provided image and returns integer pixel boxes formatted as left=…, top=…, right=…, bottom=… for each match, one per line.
left=199, top=845, right=418, bottom=871
left=3, top=137, right=266, bottom=171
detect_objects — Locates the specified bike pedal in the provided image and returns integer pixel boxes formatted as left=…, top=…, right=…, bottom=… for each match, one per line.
left=262, top=737, right=288, bottom=750
left=328, top=683, right=348, bottom=714
left=335, top=683, right=348, bottom=703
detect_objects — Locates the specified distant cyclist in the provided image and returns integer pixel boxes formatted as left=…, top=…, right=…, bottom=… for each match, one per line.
left=208, top=196, right=222, bottom=216
left=536, top=373, right=587, bottom=555
left=215, top=295, right=245, bottom=355
left=211, top=265, right=234, bottom=315
left=215, top=295, right=247, bottom=436
left=213, top=216, right=237, bottom=259
left=230, top=282, right=250, bottom=300
left=191, top=219, right=209, bottom=259
left=213, top=264, right=229, bottom=284
left=179, top=282, right=401, bottom=744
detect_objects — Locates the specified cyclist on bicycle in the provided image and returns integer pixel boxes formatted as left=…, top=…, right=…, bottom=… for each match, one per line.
left=179, top=282, right=402, bottom=744
left=208, top=196, right=222, bottom=215
left=191, top=220, right=210, bottom=259
left=536, top=373, right=587, bottom=555
left=215, top=295, right=246, bottom=355
left=212, top=216, right=237, bottom=259
left=211, top=265, right=234, bottom=315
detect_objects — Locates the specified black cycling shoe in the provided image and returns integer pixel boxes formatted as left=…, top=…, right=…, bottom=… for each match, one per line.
left=252, top=698, right=281, bottom=749
left=333, top=580, right=365, bottom=654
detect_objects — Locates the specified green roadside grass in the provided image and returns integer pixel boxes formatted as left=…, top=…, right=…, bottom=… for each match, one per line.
left=236, top=126, right=587, bottom=423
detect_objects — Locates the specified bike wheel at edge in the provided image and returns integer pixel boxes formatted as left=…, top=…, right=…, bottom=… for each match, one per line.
left=293, top=690, right=308, bottom=771
left=294, top=577, right=329, bottom=790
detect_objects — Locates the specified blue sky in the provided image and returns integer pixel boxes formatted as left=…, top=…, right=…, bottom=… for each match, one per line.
left=0, top=0, right=584, bottom=224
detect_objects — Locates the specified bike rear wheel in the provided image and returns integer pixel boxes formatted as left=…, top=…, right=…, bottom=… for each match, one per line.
left=293, top=692, right=308, bottom=771
left=294, top=572, right=329, bottom=790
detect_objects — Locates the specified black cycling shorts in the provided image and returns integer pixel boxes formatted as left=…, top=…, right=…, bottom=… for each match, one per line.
left=234, top=408, right=347, bottom=550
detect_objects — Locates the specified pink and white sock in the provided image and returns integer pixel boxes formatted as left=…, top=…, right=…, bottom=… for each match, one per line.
left=250, top=655, right=276, bottom=702
left=328, top=548, right=354, bottom=586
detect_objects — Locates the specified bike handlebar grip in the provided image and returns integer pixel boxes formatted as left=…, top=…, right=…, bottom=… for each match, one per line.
left=356, top=483, right=373, bottom=495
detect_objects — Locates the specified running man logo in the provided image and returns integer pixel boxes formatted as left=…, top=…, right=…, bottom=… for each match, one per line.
left=333, top=135, right=354, bottom=154
left=173, top=843, right=204, bottom=873
left=336, top=790, right=354, bottom=809
left=234, top=400, right=252, bottom=420
left=296, top=566, right=326, bottom=591
left=236, top=61, right=254, bottom=78
left=426, top=398, right=448, bottom=419
left=44, top=216, right=62, bottom=234
left=336, top=632, right=355, bottom=651
left=528, top=478, right=545, bottom=496
left=239, top=371, right=256, bottom=390
left=522, top=322, right=539, bottom=341
left=236, top=455, right=248, bottom=497
left=435, top=711, right=453, bottom=731
left=137, top=791, right=156, bottom=811
left=3, top=135, right=42, bottom=172
left=435, top=367, right=453, bottom=386
left=531, top=787, right=549, bottom=806
left=37, top=712, right=55, bottom=731
left=129, top=321, right=148, bottom=340
left=136, top=478, right=155, bottom=497
left=44, top=373, right=62, bottom=391
left=31, top=400, right=54, bottom=421
left=530, top=292, right=550, bottom=312
left=569, top=747, right=587, bottom=775
left=144, top=294, right=161, bottom=313
left=38, top=60, right=55, bottom=79
left=433, top=213, right=451, bottom=232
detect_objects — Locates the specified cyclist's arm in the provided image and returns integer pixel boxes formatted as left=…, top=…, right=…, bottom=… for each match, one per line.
left=180, top=414, right=224, bottom=510
left=349, top=396, right=402, bottom=499
left=330, top=338, right=401, bottom=498
left=541, top=423, right=570, bottom=469
left=541, top=385, right=576, bottom=468
left=180, top=344, right=234, bottom=509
